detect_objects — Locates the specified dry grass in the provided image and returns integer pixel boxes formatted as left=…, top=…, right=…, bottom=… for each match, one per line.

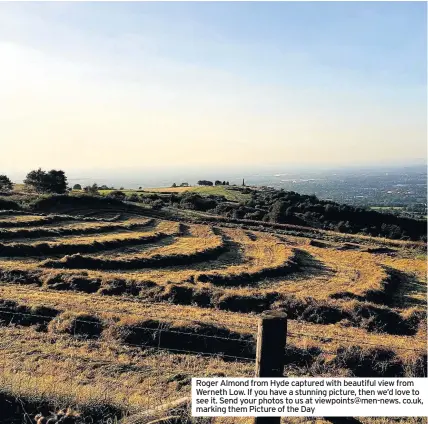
left=0, top=211, right=426, bottom=421
left=91, top=224, right=224, bottom=260
left=0, top=285, right=425, bottom=362
left=143, top=186, right=193, bottom=193
left=0, top=217, right=154, bottom=241
left=0, top=214, right=46, bottom=223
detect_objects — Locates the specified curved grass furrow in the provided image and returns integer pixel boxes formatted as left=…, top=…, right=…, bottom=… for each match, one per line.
left=0, top=262, right=424, bottom=338
left=0, top=210, right=40, bottom=217
left=0, top=223, right=177, bottom=257
left=0, top=292, right=424, bottom=377
left=195, top=228, right=299, bottom=286
left=40, top=225, right=228, bottom=270
left=0, top=215, right=51, bottom=228
left=295, top=246, right=390, bottom=302
left=0, top=212, right=126, bottom=230
left=0, top=218, right=155, bottom=242
left=2, top=285, right=426, bottom=356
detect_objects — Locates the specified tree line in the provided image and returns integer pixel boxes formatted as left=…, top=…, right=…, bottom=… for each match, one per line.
left=0, top=169, right=117, bottom=195
left=197, top=180, right=230, bottom=186
left=0, top=169, right=68, bottom=194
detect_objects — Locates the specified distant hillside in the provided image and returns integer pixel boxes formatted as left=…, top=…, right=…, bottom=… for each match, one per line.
left=139, top=186, right=426, bottom=241
left=1, top=185, right=426, bottom=241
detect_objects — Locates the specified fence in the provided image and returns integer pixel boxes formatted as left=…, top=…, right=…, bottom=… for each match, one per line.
left=0, top=307, right=426, bottom=424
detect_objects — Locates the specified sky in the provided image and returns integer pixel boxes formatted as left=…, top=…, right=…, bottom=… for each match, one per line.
left=0, top=1, right=426, bottom=178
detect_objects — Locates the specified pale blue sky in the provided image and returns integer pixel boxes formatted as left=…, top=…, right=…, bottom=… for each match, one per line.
left=0, top=2, right=426, bottom=173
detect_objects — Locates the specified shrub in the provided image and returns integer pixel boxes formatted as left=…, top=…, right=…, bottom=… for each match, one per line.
left=0, top=175, right=13, bottom=192
left=24, top=169, right=67, bottom=194
left=107, top=190, right=126, bottom=201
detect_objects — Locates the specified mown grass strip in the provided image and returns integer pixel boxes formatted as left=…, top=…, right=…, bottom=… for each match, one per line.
left=0, top=219, right=154, bottom=241
left=0, top=230, right=169, bottom=257
left=40, top=238, right=228, bottom=270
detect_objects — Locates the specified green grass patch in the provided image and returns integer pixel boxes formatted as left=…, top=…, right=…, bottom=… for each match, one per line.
left=187, top=186, right=250, bottom=202
left=95, top=186, right=251, bottom=202
left=370, top=206, right=405, bottom=211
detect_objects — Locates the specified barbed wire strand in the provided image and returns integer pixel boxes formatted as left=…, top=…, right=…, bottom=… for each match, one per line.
left=0, top=308, right=254, bottom=343
left=0, top=308, right=426, bottom=354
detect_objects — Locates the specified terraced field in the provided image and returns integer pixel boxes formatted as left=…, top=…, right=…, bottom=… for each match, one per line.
left=0, top=208, right=426, bottom=424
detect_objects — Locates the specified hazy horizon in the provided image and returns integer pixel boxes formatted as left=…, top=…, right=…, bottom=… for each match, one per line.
left=6, top=161, right=426, bottom=189
left=1, top=2, right=427, bottom=173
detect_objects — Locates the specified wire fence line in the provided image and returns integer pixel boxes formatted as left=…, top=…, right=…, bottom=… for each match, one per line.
left=287, top=331, right=426, bottom=353
left=0, top=308, right=426, bottom=355
left=0, top=308, right=254, bottom=344
left=0, top=289, right=257, bottom=331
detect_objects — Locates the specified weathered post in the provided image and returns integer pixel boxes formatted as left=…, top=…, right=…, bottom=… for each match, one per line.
left=253, top=311, right=287, bottom=424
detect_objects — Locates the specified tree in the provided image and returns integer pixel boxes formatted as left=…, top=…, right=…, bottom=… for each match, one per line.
left=24, top=168, right=45, bottom=193
left=214, top=180, right=222, bottom=186
left=107, top=190, right=126, bottom=201
left=24, top=168, right=67, bottom=194
left=73, top=184, right=82, bottom=190
left=127, top=193, right=139, bottom=202
left=47, top=170, right=67, bottom=194
left=269, top=201, right=288, bottom=223
left=172, top=183, right=177, bottom=187
left=84, top=183, right=99, bottom=195
left=0, top=175, right=13, bottom=191
left=197, top=180, right=213, bottom=186
left=152, top=199, right=164, bottom=210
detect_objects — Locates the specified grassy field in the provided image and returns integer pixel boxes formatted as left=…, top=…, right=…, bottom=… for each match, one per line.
left=370, top=206, right=405, bottom=211
left=0, top=206, right=426, bottom=423
left=96, top=185, right=252, bottom=202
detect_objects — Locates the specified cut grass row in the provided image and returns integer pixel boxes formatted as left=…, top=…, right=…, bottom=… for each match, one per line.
left=0, top=221, right=179, bottom=257
left=41, top=225, right=228, bottom=270
left=0, top=223, right=424, bottom=312
left=1, top=285, right=425, bottom=359
left=0, top=262, right=423, bottom=336
left=0, top=218, right=155, bottom=241
left=0, top=212, right=122, bottom=228
left=0, top=289, right=425, bottom=375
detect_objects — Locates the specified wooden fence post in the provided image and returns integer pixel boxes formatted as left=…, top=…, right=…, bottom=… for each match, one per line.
left=253, top=311, right=287, bottom=424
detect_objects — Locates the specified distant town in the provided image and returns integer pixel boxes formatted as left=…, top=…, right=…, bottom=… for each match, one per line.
left=254, top=166, right=427, bottom=219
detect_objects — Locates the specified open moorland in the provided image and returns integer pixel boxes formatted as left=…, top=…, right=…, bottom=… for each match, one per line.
left=0, top=194, right=426, bottom=424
